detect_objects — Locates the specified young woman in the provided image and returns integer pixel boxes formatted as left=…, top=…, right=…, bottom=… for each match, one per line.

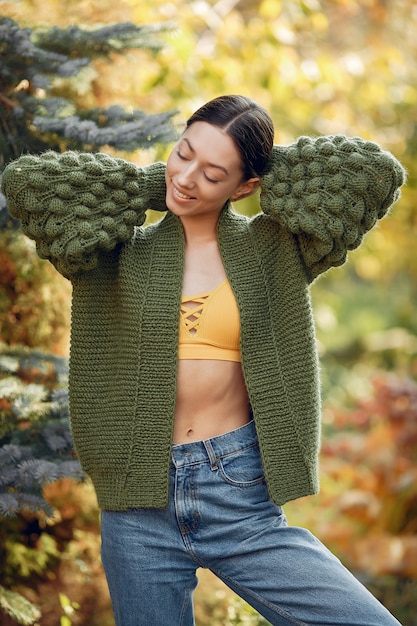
left=2, top=95, right=406, bottom=625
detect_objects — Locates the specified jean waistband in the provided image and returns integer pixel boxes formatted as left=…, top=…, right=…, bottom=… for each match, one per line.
left=171, top=420, right=257, bottom=468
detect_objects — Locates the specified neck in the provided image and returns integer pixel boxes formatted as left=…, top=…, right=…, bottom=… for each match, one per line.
left=179, top=212, right=221, bottom=244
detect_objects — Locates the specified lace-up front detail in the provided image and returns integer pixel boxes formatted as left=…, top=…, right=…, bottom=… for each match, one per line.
left=178, top=279, right=241, bottom=362
left=181, top=295, right=209, bottom=336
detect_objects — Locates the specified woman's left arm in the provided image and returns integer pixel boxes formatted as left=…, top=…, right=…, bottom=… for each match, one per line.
left=260, top=135, right=406, bottom=282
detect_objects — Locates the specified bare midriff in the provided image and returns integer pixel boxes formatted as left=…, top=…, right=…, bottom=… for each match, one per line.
left=173, top=359, right=251, bottom=444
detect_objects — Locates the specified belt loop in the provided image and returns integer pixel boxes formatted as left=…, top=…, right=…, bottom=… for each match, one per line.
left=203, top=439, right=219, bottom=470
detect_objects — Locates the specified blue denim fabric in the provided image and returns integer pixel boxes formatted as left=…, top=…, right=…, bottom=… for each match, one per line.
left=101, top=421, right=401, bottom=626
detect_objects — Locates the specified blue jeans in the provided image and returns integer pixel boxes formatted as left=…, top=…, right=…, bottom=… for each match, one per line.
left=101, top=421, right=401, bottom=625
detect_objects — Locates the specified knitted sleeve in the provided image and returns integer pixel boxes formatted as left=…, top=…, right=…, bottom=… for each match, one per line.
left=260, top=135, right=406, bottom=281
left=1, top=151, right=167, bottom=279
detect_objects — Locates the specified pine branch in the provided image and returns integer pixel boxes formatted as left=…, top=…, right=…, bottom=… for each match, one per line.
left=0, top=345, right=83, bottom=518
left=0, top=18, right=172, bottom=94
left=34, top=21, right=171, bottom=58
left=33, top=107, right=176, bottom=150
left=0, top=18, right=90, bottom=92
left=0, top=493, right=20, bottom=516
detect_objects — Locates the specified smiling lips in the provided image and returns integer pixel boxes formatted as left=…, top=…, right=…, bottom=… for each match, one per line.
left=174, top=186, right=194, bottom=200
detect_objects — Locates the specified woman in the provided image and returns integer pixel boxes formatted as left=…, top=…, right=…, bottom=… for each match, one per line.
left=2, top=95, right=406, bottom=625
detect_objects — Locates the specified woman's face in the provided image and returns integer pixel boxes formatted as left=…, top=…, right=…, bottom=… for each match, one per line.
left=165, top=121, right=259, bottom=220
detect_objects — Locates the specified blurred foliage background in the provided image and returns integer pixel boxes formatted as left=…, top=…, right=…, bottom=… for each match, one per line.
left=0, top=0, right=416, bottom=624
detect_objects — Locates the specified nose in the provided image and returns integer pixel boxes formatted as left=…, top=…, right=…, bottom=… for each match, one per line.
left=177, top=163, right=196, bottom=189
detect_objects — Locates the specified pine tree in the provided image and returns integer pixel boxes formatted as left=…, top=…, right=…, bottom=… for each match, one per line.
left=0, top=17, right=175, bottom=623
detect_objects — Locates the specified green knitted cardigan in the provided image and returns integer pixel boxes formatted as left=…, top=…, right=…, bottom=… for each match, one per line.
left=1, top=136, right=406, bottom=510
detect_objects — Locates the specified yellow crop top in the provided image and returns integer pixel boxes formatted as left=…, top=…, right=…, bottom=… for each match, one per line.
left=178, top=278, right=241, bottom=362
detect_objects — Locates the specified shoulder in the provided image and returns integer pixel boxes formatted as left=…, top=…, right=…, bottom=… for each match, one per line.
left=129, top=212, right=172, bottom=245
left=223, top=207, right=284, bottom=248
left=220, top=205, right=278, bottom=233
left=218, top=206, right=299, bottom=267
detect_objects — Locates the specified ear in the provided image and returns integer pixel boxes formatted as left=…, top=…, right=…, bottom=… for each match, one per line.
left=230, top=177, right=260, bottom=202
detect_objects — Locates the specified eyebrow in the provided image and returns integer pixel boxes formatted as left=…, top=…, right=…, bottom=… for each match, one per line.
left=181, top=137, right=229, bottom=175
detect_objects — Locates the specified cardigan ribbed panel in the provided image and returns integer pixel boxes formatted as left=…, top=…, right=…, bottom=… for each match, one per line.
left=217, top=210, right=321, bottom=505
left=69, top=216, right=185, bottom=509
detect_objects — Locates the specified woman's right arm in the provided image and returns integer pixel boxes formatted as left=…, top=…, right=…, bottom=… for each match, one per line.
left=1, top=151, right=167, bottom=279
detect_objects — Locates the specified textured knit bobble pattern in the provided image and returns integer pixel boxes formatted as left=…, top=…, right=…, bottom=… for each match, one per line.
left=260, top=135, right=406, bottom=279
left=1, top=151, right=167, bottom=278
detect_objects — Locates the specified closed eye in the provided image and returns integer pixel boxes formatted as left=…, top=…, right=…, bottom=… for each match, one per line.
left=204, top=173, right=219, bottom=183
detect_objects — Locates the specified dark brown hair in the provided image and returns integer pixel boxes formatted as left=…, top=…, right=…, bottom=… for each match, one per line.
left=186, top=95, right=274, bottom=180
